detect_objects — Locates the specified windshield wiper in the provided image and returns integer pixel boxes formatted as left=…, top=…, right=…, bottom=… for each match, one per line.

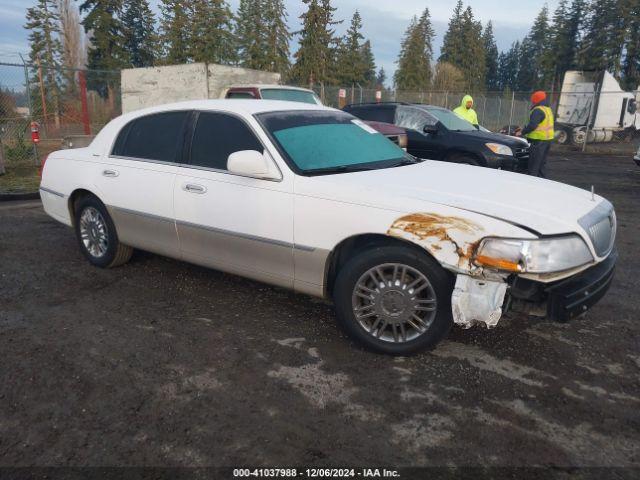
left=303, top=164, right=378, bottom=175
left=304, top=156, right=422, bottom=175
left=389, top=155, right=424, bottom=167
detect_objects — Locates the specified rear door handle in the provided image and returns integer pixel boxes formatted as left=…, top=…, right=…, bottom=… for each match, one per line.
left=102, top=169, right=119, bottom=177
left=183, top=183, right=206, bottom=194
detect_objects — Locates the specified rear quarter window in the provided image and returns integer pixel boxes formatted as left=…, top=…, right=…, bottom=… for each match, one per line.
left=112, top=111, right=189, bottom=162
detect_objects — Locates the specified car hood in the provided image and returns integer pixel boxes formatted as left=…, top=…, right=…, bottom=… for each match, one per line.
left=452, top=128, right=528, bottom=147
left=298, top=160, right=604, bottom=236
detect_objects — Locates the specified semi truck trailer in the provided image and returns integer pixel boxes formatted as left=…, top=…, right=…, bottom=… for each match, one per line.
left=555, top=70, right=639, bottom=145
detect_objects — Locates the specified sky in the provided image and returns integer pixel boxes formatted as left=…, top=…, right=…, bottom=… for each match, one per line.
left=0, top=0, right=559, bottom=87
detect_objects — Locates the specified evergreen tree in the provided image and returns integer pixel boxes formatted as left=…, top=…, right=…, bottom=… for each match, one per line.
left=360, top=40, right=377, bottom=87
left=458, top=6, right=486, bottom=90
left=516, top=5, right=550, bottom=91
left=622, top=0, right=640, bottom=89
left=235, top=0, right=266, bottom=69
left=376, top=67, right=387, bottom=88
left=25, top=0, right=62, bottom=123
left=79, top=0, right=124, bottom=71
left=121, top=0, right=157, bottom=68
left=578, top=0, right=626, bottom=76
left=439, top=0, right=465, bottom=66
left=439, top=3, right=485, bottom=90
left=79, top=0, right=125, bottom=96
left=335, top=11, right=365, bottom=85
left=394, top=9, right=434, bottom=91
left=548, top=0, right=584, bottom=89
left=190, top=0, right=236, bottom=64
left=482, top=21, right=499, bottom=91
left=159, top=0, right=192, bottom=64
left=289, top=0, right=341, bottom=86
left=497, top=41, right=520, bottom=91
left=263, top=0, right=291, bottom=75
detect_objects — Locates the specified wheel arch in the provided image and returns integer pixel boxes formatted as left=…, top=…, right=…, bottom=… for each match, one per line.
left=67, top=188, right=101, bottom=226
left=444, top=149, right=485, bottom=166
left=323, top=233, right=444, bottom=298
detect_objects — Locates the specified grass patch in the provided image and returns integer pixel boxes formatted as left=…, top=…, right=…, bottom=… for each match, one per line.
left=0, top=163, right=40, bottom=194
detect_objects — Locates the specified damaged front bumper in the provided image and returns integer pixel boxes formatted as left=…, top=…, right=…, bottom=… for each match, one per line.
left=451, top=249, right=618, bottom=328
left=512, top=249, right=618, bottom=322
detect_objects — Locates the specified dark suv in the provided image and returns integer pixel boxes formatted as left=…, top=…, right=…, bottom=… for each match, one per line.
left=343, top=102, right=530, bottom=171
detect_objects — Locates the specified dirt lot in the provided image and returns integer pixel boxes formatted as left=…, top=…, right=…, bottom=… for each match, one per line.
left=0, top=152, right=638, bottom=472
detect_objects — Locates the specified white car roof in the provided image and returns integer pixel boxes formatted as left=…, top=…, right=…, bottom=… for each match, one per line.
left=89, top=100, right=337, bottom=153
left=124, top=99, right=334, bottom=118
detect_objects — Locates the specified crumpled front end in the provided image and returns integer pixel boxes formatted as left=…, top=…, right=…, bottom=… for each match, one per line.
left=387, top=212, right=511, bottom=329
left=386, top=204, right=616, bottom=330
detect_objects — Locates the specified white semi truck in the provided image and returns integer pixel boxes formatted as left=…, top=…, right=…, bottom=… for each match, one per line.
left=555, top=70, right=639, bottom=145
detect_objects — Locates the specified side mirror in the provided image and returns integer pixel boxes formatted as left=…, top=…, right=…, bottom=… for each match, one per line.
left=423, top=123, right=439, bottom=135
left=227, top=150, right=280, bottom=180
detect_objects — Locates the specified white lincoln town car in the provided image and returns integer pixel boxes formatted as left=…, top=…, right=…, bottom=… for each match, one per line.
left=40, top=100, right=617, bottom=354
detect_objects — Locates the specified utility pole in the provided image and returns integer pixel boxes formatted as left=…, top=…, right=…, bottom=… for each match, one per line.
left=20, top=53, right=39, bottom=165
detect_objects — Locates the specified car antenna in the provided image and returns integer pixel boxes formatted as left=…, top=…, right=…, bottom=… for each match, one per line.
left=591, top=185, right=595, bottom=201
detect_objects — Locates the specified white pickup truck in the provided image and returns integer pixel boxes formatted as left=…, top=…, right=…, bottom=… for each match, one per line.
left=39, top=100, right=617, bottom=354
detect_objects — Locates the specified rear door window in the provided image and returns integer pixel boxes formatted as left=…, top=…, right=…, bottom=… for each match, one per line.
left=189, top=112, right=263, bottom=171
left=112, top=111, right=189, bottom=162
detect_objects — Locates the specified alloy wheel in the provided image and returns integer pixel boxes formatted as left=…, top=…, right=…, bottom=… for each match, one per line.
left=351, top=263, right=437, bottom=343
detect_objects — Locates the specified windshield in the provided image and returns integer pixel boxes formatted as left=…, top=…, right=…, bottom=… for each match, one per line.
left=260, top=88, right=322, bottom=105
left=257, top=111, right=410, bottom=174
left=425, top=107, right=476, bottom=131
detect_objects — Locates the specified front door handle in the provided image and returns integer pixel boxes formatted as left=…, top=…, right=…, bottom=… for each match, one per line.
left=102, top=169, right=119, bottom=177
left=183, top=183, right=206, bottom=194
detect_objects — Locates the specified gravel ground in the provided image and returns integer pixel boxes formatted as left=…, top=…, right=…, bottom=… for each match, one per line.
left=0, top=152, right=638, bottom=471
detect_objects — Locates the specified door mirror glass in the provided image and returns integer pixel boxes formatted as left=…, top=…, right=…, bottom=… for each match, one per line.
left=227, top=150, right=279, bottom=180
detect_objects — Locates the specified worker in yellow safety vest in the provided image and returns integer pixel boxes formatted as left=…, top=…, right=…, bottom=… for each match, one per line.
left=519, top=90, right=555, bottom=177
left=453, top=94, right=479, bottom=126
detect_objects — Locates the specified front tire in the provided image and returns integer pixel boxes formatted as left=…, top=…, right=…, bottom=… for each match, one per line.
left=74, top=195, right=133, bottom=268
left=333, top=246, right=454, bottom=355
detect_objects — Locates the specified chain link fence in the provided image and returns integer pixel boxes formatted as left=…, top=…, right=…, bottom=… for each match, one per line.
left=312, top=84, right=640, bottom=151
left=2, top=61, right=638, bottom=193
left=0, top=61, right=121, bottom=192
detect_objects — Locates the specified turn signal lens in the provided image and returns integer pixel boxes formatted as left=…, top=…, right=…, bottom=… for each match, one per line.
left=474, top=254, right=522, bottom=272
left=474, top=235, right=594, bottom=273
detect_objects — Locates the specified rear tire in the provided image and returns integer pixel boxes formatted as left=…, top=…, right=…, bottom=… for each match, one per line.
left=333, top=246, right=454, bottom=355
left=556, top=127, right=570, bottom=145
left=74, top=195, right=133, bottom=268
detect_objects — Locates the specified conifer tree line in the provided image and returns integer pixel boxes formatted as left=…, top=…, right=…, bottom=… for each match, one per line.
left=396, top=0, right=640, bottom=93
left=23, top=0, right=640, bottom=99
left=24, top=0, right=381, bottom=92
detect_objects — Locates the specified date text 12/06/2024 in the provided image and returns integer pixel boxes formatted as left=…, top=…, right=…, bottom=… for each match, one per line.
left=233, top=468, right=401, bottom=478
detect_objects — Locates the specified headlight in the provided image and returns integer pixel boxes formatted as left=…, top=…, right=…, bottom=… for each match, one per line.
left=485, top=143, right=513, bottom=156
left=474, top=235, right=593, bottom=273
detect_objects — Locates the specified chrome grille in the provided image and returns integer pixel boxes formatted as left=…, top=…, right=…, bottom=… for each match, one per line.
left=515, top=145, right=530, bottom=160
left=578, top=201, right=616, bottom=257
